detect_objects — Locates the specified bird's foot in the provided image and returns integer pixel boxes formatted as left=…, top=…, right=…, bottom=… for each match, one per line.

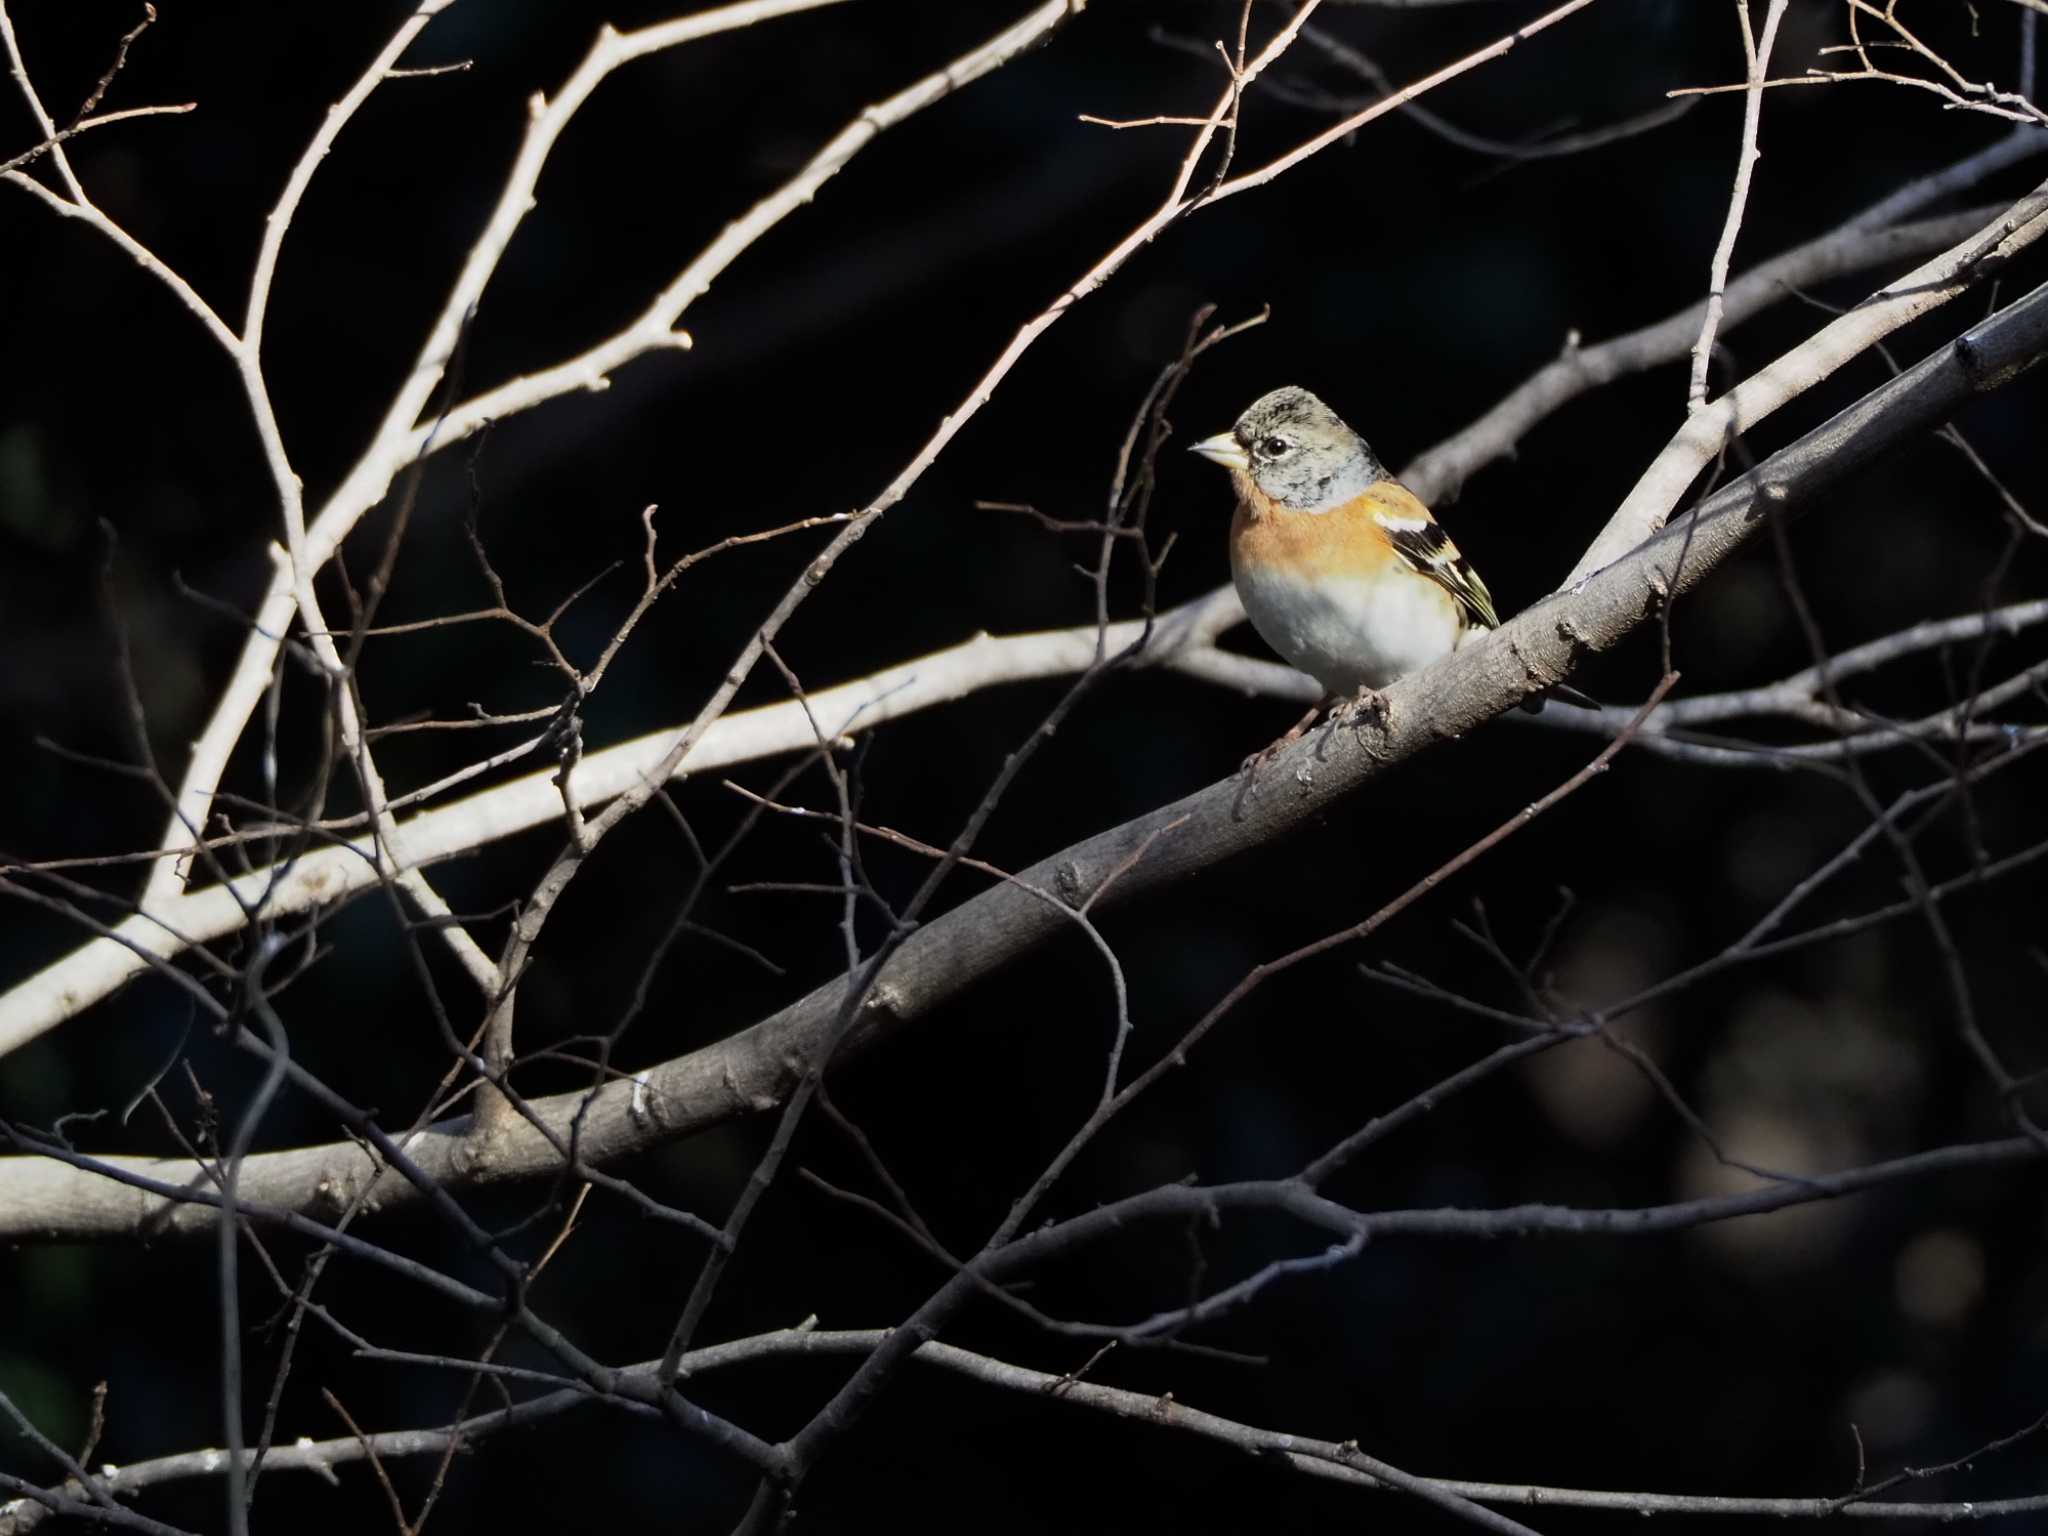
left=1335, top=686, right=1391, bottom=758
left=1239, top=702, right=1326, bottom=788
left=1339, top=685, right=1388, bottom=724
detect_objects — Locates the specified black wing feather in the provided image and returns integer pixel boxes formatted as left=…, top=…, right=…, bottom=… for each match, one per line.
left=1379, top=519, right=1501, bottom=630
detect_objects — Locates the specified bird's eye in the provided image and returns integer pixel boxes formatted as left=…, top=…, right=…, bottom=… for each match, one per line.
left=1258, top=436, right=1291, bottom=458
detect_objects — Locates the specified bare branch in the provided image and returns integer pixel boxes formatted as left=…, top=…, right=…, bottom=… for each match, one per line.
left=1568, top=175, right=2048, bottom=584
left=11, top=1328, right=2044, bottom=1528
left=7, top=274, right=2048, bottom=1234
left=1690, top=0, right=1791, bottom=409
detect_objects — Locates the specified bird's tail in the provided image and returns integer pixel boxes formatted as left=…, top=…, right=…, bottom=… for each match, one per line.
left=1518, top=682, right=1602, bottom=715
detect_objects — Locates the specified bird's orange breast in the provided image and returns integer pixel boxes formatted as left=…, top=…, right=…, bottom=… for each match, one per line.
left=1228, top=478, right=1416, bottom=582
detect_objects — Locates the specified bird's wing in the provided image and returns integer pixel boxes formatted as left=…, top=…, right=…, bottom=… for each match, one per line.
left=1365, top=483, right=1501, bottom=631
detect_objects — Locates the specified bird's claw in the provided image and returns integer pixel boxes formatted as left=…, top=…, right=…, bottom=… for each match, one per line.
left=1238, top=741, right=1286, bottom=785
left=1237, top=701, right=1326, bottom=796
left=1339, top=686, right=1389, bottom=727
left=1336, top=687, right=1391, bottom=759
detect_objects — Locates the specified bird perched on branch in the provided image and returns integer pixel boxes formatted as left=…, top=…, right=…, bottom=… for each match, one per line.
left=1191, top=385, right=1586, bottom=768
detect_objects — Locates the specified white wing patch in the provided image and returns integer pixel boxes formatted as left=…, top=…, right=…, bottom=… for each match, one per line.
left=1372, top=512, right=1431, bottom=534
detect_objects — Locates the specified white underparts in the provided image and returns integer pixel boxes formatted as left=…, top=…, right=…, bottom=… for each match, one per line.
left=1231, top=555, right=1469, bottom=694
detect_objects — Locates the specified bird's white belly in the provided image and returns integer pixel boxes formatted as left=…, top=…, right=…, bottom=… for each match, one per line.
left=1232, top=557, right=1467, bottom=694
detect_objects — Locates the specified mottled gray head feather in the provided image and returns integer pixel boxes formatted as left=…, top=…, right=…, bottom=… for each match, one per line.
left=1231, top=386, right=1386, bottom=512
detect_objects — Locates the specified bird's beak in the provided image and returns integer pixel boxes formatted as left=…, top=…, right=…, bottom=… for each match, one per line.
left=1188, top=432, right=1249, bottom=471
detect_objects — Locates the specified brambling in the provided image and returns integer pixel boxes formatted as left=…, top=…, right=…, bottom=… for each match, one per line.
left=1191, top=386, right=1559, bottom=762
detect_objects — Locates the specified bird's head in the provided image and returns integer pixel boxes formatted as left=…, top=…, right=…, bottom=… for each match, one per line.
left=1189, top=386, right=1387, bottom=513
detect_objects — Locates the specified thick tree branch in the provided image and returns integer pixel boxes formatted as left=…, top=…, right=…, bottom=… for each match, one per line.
left=10, top=0, right=1616, bottom=1051
left=1566, top=170, right=2048, bottom=583
left=7, top=276, right=2045, bottom=1242
left=0, top=187, right=2021, bottom=1055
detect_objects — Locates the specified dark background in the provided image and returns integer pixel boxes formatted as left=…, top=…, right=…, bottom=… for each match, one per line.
left=3, top=1, right=2046, bottom=1530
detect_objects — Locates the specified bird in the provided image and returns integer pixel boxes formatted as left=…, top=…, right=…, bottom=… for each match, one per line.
left=1190, top=385, right=1572, bottom=766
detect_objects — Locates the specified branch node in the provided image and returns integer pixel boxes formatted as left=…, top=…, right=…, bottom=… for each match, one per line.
left=1054, top=860, right=1085, bottom=906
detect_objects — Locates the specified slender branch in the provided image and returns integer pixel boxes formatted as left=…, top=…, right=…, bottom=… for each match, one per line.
left=9, top=1328, right=2044, bottom=1530
left=0, top=102, right=193, bottom=178
left=1402, top=196, right=2033, bottom=501
left=135, top=0, right=863, bottom=905
left=1689, top=0, right=1790, bottom=408
left=1198, top=0, right=1602, bottom=201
